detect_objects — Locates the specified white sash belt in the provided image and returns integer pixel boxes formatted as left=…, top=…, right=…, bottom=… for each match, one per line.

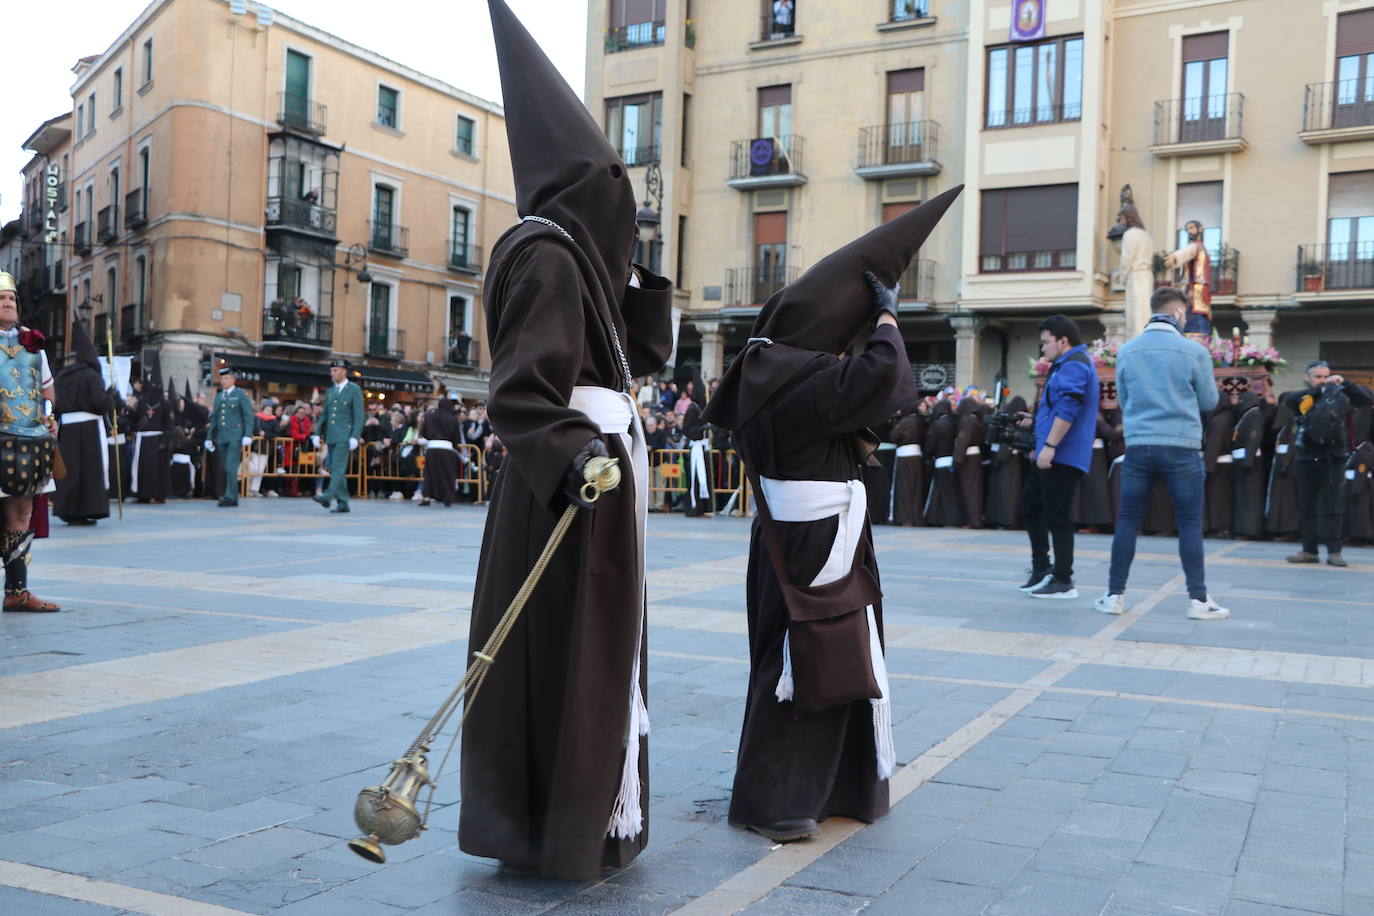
left=61, top=412, right=109, bottom=488
left=569, top=385, right=650, bottom=840
left=757, top=475, right=895, bottom=780
left=131, top=430, right=163, bottom=493
left=171, top=452, right=196, bottom=490
left=688, top=438, right=711, bottom=499
left=895, top=443, right=922, bottom=458
left=425, top=439, right=455, bottom=451
left=965, top=445, right=982, bottom=456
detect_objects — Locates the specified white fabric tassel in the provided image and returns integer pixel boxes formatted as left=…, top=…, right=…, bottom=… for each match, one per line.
left=866, top=606, right=895, bottom=780
left=775, top=629, right=794, bottom=702
left=607, top=652, right=650, bottom=840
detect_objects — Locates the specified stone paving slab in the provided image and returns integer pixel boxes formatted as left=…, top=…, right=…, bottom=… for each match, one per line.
left=2, top=501, right=1373, bottom=914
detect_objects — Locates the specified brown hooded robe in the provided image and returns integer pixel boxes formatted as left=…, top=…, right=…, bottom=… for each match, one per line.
left=954, top=398, right=991, bottom=527
left=1202, top=393, right=1234, bottom=534
left=985, top=396, right=1028, bottom=529
left=54, top=320, right=117, bottom=521
left=1231, top=394, right=1266, bottom=539
left=457, top=0, right=673, bottom=881
left=1265, top=404, right=1301, bottom=536
left=703, top=186, right=962, bottom=829
left=922, top=401, right=963, bottom=527
left=890, top=410, right=927, bottom=526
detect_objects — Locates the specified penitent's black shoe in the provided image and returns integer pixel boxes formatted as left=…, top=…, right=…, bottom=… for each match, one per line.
left=744, top=818, right=820, bottom=842
left=1029, top=577, right=1079, bottom=600
left=1018, top=568, right=1052, bottom=592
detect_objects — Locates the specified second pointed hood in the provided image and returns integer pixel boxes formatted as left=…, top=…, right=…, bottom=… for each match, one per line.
left=488, top=0, right=636, bottom=301
left=67, top=318, right=101, bottom=372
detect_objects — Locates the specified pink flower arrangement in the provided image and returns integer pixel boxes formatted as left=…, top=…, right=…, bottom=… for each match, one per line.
left=1198, top=335, right=1286, bottom=371
left=1087, top=338, right=1120, bottom=369
left=1028, top=356, right=1052, bottom=378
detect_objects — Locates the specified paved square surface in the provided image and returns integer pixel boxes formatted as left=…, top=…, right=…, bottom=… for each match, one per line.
left=2, top=499, right=1372, bottom=914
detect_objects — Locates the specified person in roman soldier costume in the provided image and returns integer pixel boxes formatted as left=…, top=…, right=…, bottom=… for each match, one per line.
left=0, top=273, right=59, bottom=612
left=1165, top=220, right=1212, bottom=337
left=131, top=354, right=173, bottom=503
left=458, top=0, right=674, bottom=880
left=889, top=403, right=927, bottom=527
left=53, top=319, right=119, bottom=524
left=703, top=186, right=962, bottom=841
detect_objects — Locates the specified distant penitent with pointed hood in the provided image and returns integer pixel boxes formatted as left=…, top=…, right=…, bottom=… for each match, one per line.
left=703, top=187, right=962, bottom=841
left=457, top=0, right=674, bottom=881
left=53, top=319, right=119, bottom=525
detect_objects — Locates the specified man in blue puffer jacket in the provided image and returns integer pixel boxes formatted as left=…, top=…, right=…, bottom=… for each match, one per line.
left=1020, top=315, right=1099, bottom=599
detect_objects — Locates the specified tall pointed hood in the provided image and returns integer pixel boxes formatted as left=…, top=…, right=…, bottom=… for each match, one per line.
left=704, top=185, right=963, bottom=429
left=140, top=351, right=163, bottom=404
left=488, top=0, right=636, bottom=295
left=183, top=380, right=193, bottom=404
left=67, top=318, right=101, bottom=372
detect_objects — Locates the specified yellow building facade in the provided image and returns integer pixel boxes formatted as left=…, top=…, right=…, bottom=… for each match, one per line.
left=588, top=0, right=1374, bottom=396
left=58, top=0, right=514, bottom=402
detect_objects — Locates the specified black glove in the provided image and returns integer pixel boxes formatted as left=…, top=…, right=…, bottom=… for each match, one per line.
left=864, top=270, right=899, bottom=321
left=561, top=437, right=613, bottom=509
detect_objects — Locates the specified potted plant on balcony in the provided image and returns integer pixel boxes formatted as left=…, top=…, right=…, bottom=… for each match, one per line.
left=1300, top=257, right=1325, bottom=292
left=1151, top=251, right=1172, bottom=289
left=1213, top=248, right=1236, bottom=296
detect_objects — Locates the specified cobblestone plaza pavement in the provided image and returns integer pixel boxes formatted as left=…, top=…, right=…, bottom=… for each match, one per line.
left=3, top=501, right=1374, bottom=915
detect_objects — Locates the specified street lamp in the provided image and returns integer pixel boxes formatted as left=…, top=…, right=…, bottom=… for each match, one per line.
left=343, top=243, right=373, bottom=294
left=634, top=161, right=663, bottom=242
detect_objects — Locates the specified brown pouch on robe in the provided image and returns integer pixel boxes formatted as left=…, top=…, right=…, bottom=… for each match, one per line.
left=746, top=463, right=883, bottom=714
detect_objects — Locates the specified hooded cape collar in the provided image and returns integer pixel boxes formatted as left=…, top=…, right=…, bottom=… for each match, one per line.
left=704, top=185, right=962, bottom=430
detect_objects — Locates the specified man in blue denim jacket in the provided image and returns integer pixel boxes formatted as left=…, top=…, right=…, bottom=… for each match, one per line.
left=1095, top=286, right=1229, bottom=620
left=1020, top=315, right=1098, bottom=599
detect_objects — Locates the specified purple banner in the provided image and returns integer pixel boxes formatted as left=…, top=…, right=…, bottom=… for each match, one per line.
left=1010, top=0, right=1046, bottom=42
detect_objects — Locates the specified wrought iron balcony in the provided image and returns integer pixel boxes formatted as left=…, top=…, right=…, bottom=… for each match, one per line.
left=855, top=122, right=941, bottom=179
left=277, top=92, right=327, bottom=137
left=897, top=258, right=936, bottom=303
left=1151, top=93, right=1247, bottom=155
left=120, top=303, right=146, bottom=344
left=724, top=265, right=800, bottom=306
left=93, top=312, right=110, bottom=346
left=263, top=309, right=332, bottom=349
left=1301, top=80, right=1374, bottom=143
left=266, top=196, right=338, bottom=237
left=1297, top=242, right=1374, bottom=293
left=366, top=326, right=405, bottom=360
left=605, top=20, right=665, bottom=52
left=368, top=221, right=409, bottom=258
left=96, top=204, right=119, bottom=244
left=619, top=144, right=661, bottom=167
left=125, top=188, right=147, bottom=230
left=446, top=337, right=480, bottom=369
left=74, top=222, right=91, bottom=257
left=727, top=135, right=806, bottom=189
left=449, top=243, right=483, bottom=274
left=757, top=11, right=798, bottom=42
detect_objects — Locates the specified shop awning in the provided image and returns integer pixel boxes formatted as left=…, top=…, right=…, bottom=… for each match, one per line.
left=356, top=365, right=434, bottom=393
left=215, top=354, right=433, bottom=394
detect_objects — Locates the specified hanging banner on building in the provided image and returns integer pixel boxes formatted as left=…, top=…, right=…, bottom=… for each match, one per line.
left=1010, top=0, right=1046, bottom=42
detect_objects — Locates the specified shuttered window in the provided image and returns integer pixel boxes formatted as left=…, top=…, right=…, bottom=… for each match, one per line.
left=980, top=184, right=1078, bottom=272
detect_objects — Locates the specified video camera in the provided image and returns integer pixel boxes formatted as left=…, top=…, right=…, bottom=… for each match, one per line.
left=986, top=409, right=1037, bottom=453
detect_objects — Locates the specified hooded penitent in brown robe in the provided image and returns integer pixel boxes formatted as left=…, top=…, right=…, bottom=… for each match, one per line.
left=1231, top=392, right=1266, bottom=539
left=1346, top=441, right=1374, bottom=544
left=954, top=397, right=991, bottom=527
left=985, top=396, right=1028, bottom=529
left=890, top=408, right=927, bottom=526
left=457, top=0, right=673, bottom=881
left=703, top=186, right=962, bottom=836
left=1265, top=403, right=1300, bottom=537
left=1202, top=390, right=1234, bottom=535
left=53, top=320, right=118, bottom=523
left=1075, top=413, right=1115, bottom=529
left=923, top=400, right=963, bottom=527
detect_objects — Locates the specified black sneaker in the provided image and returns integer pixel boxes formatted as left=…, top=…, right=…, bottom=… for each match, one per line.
left=1029, top=577, right=1079, bottom=600
left=1018, top=568, right=1052, bottom=591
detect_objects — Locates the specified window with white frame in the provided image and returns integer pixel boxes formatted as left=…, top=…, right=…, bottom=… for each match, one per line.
left=113, top=68, right=123, bottom=112
left=455, top=115, right=476, bottom=156
left=142, top=37, right=153, bottom=85
left=377, top=85, right=400, bottom=129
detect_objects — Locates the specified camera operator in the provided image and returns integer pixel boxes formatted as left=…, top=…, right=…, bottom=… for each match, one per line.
left=1019, top=315, right=1099, bottom=599
left=1095, top=287, right=1227, bottom=620
left=1281, top=360, right=1374, bottom=567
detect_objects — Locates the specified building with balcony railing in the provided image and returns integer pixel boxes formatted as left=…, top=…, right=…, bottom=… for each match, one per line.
left=727, top=135, right=806, bottom=189
left=277, top=91, right=327, bottom=137
left=96, top=204, right=118, bottom=244
left=855, top=122, right=941, bottom=179
left=366, top=326, right=405, bottom=360
left=724, top=265, right=800, bottom=307
left=368, top=221, right=409, bottom=259
left=120, top=303, right=147, bottom=345
left=449, top=243, right=483, bottom=275
left=124, top=188, right=147, bottom=230
left=1150, top=93, right=1247, bottom=156
left=1301, top=80, right=1374, bottom=144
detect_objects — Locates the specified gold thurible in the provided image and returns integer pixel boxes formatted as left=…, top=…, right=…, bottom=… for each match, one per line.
left=348, top=751, right=432, bottom=863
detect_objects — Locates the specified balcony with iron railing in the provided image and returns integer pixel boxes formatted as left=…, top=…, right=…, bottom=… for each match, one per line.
left=368, top=221, right=409, bottom=258
left=449, top=243, right=483, bottom=274
left=724, top=265, right=801, bottom=306
left=985, top=102, right=1081, bottom=130
left=1150, top=93, right=1247, bottom=156
left=266, top=196, right=338, bottom=238
left=619, top=144, right=661, bottom=168
left=120, top=303, right=146, bottom=344
left=277, top=92, right=327, bottom=137
left=1301, top=80, right=1374, bottom=143
left=96, top=204, right=119, bottom=244
left=980, top=248, right=1077, bottom=273
left=885, top=0, right=931, bottom=25
left=754, top=10, right=799, bottom=45
left=897, top=258, right=936, bottom=304
left=74, top=222, right=91, bottom=257
left=366, top=326, right=405, bottom=360
left=1153, top=245, right=1240, bottom=298
left=727, top=135, right=806, bottom=189
left=855, top=121, right=941, bottom=179
left=51, top=260, right=63, bottom=290
left=125, top=188, right=148, bottom=230
left=93, top=312, right=110, bottom=346
left=263, top=308, right=333, bottom=349
left=1296, top=242, right=1374, bottom=296
left=605, top=20, right=665, bottom=52
left=446, top=337, right=480, bottom=370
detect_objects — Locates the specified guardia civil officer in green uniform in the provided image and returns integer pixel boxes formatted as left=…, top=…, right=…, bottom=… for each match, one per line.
left=205, top=365, right=255, bottom=507
left=311, top=359, right=364, bottom=513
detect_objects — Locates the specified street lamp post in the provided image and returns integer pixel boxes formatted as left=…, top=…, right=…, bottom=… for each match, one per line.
left=634, top=161, right=664, bottom=271
left=343, top=243, right=373, bottom=295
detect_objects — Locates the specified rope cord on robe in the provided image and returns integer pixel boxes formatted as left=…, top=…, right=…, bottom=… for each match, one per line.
left=347, top=456, right=622, bottom=864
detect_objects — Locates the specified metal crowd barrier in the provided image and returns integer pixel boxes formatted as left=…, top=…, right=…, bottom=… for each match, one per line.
left=365, top=440, right=487, bottom=504
left=233, top=436, right=486, bottom=504
left=648, top=447, right=751, bottom=515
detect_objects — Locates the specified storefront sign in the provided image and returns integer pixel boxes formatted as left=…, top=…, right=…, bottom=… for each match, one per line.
left=43, top=164, right=60, bottom=244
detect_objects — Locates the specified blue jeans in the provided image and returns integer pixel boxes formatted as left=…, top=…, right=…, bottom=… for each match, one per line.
left=1109, top=445, right=1207, bottom=601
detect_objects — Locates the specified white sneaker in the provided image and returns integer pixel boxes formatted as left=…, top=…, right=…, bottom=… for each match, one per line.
left=389, top=491, right=403, bottom=500
left=1187, top=596, right=1230, bottom=620
left=1094, top=593, right=1124, bottom=615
